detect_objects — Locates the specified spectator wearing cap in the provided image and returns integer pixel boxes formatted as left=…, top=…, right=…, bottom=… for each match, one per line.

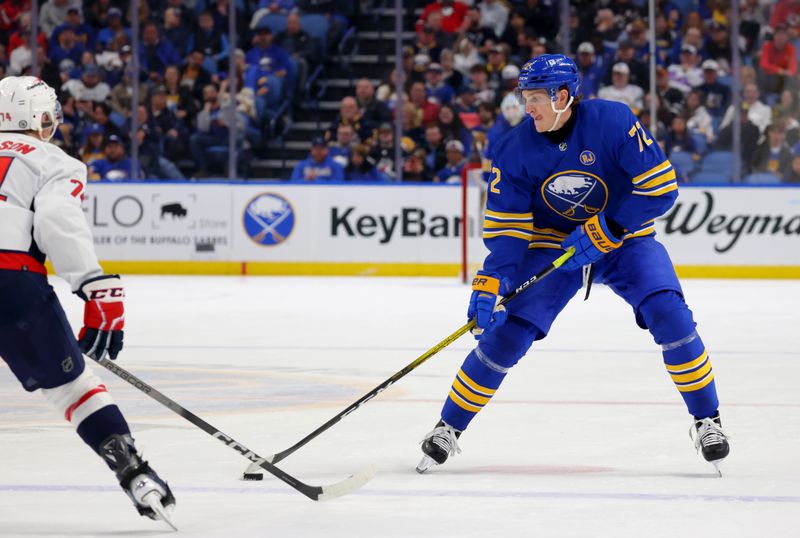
left=459, top=6, right=497, bottom=53
left=187, top=10, right=229, bottom=74
left=327, top=96, right=377, bottom=145
left=500, top=64, right=519, bottom=95
left=696, top=59, right=730, bottom=119
left=576, top=41, right=604, bottom=99
left=485, top=45, right=508, bottom=92
left=425, top=63, right=455, bottom=105
left=720, top=82, right=772, bottom=134
left=89, top=135, right=141, bottom=181
left=292, top=136, right=345, bottom=181
left=479, top=0, right=510, bottom=38
left=51, top=7, right=95, bottom=51
left=163, top=7, right=192, bottom=58
left=329, top=124, right=358, bottom=168
left=751, top=122, right=792, bottom=178
left=39, top=0, right=79, bottom=37
left=139, top=21, right=180, bottom=80
left=667, top=44, right=703, bottom=94
left=759, top=25, right=798, bottom=96
left=355, top=78, right=391, bottom=126
left=604, top=40, right=649, bottom=90
left=49, top=26, right=85, bottom=67
left=438, top=49, right=464, bottom=94
left=79, top=123, right=106, bottom=168
left=345, top=144, right=386, bottom=182
left=96, top=7, right=130, bottom=49
left=245, top=27, right=290, bottom=77
left=63, top=64, right=111, bottom=103
left=369, top=122, right=402, bottom=179
left=489, top=92, right=524, bottom=146
left=417, top=0, right=468, bottom=35
left=599, top=62, right=644, bottom=114
left=245, top=56, right=282, bottom=122
left=435, top=139, right=466, bottom=182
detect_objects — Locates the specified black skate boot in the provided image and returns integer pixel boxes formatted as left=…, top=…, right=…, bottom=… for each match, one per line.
left=691, top=411, right=730, bottom=476
left=100, top=434, right=177, bottom=530
left=417, top=420, right=462, bottom=473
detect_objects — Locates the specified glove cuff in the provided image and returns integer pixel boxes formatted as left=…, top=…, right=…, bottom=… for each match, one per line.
left=77, top=275, right=125, bottom=302
left=586, top=214, right=623, bottom=253
left=472, top=272, right=501, bottom=294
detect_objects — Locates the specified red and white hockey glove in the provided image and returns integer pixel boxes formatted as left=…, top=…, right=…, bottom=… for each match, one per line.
left=76, top=275, right=125, bottom=360
left=560, top=213, right=623, bottom=271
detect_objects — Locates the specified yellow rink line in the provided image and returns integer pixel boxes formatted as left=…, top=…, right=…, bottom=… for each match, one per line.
left=44, top=261, right=800, bottom=278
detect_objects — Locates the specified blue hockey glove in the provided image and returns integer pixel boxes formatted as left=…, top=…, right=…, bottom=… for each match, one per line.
left=560, top=214, right=623, bottom=271
left=468, top=271, right=511, bottom=339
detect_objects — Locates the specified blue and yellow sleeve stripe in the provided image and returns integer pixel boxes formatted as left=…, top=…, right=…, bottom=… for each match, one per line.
left=631, top=159, right=678, bottom=197
left=448, top=368, right=497, bottom=413
left=527, top=225, right=568, bottom=250
left=622, top=219, right=655, bottom=240
left=483, top=210, right=534, bottom=241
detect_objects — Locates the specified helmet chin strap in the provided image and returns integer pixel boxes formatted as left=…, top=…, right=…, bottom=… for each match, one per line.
left=547, top=96, right=574, bottom=132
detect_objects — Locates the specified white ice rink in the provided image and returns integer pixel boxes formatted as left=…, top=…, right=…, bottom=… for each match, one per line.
left=1, top=275, right=799, bottom=537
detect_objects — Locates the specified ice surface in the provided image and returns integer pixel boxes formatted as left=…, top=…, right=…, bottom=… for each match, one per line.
left=1, top=275, right=798, bottom=537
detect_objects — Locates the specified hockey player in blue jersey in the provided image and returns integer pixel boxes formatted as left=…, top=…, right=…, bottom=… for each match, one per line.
left=0, top=77, right=176, bottom=528
left=417, top=55, right=730, bottom=475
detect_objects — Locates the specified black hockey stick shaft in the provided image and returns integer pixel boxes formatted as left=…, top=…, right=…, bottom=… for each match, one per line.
left=94, top=356, right=371, bottom=500
left=264, top=247, right=575, bottom=466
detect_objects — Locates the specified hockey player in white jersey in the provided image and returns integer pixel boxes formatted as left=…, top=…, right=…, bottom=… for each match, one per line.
left=0, top=77, right=176, bottom=528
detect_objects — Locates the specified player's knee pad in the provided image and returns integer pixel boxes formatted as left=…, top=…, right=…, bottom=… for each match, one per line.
left=476, top=315, right=542, bottom=371
left=638, top=291, right=696, bottom=346
left=41, top=366, right=116, bottom=425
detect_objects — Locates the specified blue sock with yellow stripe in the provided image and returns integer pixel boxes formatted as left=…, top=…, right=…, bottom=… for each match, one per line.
left=441, top=350, right=505, bottom=431
left=663, top=334, right=718, bottom=418
left=639, top=291, right=719, bottom=419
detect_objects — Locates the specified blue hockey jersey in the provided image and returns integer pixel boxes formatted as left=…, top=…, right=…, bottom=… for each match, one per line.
left=482, top=99, right=677, bottom=279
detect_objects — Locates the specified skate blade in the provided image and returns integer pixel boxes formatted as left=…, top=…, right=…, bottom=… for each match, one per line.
left=142, top=491, right=178, bottom=531
left=710, top=459, right=723, bottom=477
left=416, top=455, right=438, bottom=474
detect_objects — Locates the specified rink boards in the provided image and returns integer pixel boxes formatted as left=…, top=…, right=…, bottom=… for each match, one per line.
left=76, top=182, right=800, bottom=278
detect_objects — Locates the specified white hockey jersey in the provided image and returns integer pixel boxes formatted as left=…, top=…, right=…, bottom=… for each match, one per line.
left=0, top=132, right=102, bottom=290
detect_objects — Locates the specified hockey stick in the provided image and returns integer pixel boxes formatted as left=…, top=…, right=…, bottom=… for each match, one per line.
left=93, top=356, right=376, bottom=500
left=242, top=247, right=575, bottom=478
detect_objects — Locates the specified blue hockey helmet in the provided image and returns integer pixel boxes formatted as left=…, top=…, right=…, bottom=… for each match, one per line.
left=517, top=54, right=581, bottom=102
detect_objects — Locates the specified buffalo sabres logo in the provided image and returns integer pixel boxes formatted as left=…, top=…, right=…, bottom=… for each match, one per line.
left=541, top=170, right=608, bottom=221
left=243, top=193, right=295, bottom=246
left=579, top=150, right=596, bottom=165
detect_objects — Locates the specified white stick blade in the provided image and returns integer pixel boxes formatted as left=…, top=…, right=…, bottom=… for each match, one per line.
left=316, top=464, right=377, bottom=501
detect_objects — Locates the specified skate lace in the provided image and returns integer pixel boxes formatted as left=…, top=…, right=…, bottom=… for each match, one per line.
left=690, top=418, right=727, bottom=452
left=421, top=424, right=462, bottom=456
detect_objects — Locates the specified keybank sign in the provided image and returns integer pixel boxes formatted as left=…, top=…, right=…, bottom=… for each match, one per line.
left=330, top=206, right=475, bottom=243
left=661, top=190, right=800, bottom=254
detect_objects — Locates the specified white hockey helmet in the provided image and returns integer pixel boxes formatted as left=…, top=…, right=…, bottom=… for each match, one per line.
left=0, top=76, right=62, bottom=142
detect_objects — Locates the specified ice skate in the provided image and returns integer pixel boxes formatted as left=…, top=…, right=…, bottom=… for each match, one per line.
left=417, top=420, right=462, bottom=473
left=690, top=411, right=730, bottom=476
left=100, top=434, right=177, bottom=530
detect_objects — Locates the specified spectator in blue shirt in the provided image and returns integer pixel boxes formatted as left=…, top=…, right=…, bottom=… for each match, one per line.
left=96, top=7, right=129, bottom=49
left=89, top=135, right=142, bottom=180
left=49, top=27, right=85, bottom=66
left=246, top=27, right=290, bottom=77
left=435, top=140, right=466, bottom=183
left=139, top=21, right=180, bottom=80
left=291, top=136, right=345, bottom=181
left=245, top=57, right=282, bottom=121
left=425, top=63, right=455, bottom=105
left=576, top=42, right=605, bottom=99
left=50, top=7, right=95, bottom=51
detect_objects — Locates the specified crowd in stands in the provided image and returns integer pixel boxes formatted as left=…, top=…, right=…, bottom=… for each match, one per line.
left=3, top=0, right=800, bottom=183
